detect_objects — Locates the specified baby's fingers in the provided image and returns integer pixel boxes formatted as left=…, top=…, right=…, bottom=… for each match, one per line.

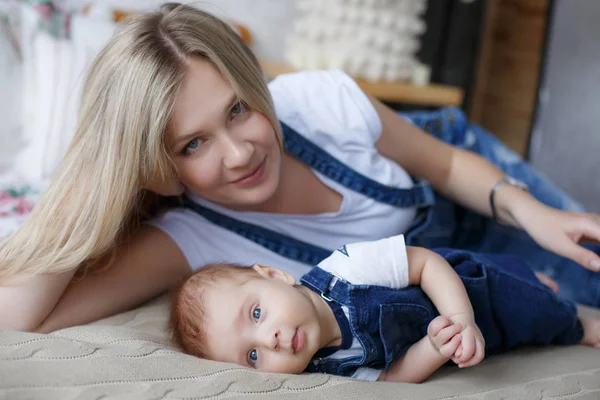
left=428, top=316, right=453, bottom=338
left=439, top=334, right=462, bottom=358
left=457, top=331, right=476, bottom=364
left=459, top=337, right=485, bottom=368
left=433, top=323, right=463, bottom=347
left=454, top=344, right=462, bottom=359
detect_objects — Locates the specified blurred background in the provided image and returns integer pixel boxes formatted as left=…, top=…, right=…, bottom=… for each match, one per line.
left=0, top=0, right=598, bottom=213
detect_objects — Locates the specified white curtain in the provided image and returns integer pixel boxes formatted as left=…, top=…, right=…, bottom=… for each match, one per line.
left=0, top=2, right=22, bottom=172
left=10, top=4, right=116, bottom=182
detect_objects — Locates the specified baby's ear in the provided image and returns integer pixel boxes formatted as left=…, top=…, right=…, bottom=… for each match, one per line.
left=252, top=264, right=296, bottom=285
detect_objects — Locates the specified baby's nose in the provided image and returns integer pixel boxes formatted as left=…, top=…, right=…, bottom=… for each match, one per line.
left=267, top=330, right=280, bottom=350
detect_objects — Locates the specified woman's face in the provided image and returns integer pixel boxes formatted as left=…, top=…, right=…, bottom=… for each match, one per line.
left=168, top=58, right=282, bottom=209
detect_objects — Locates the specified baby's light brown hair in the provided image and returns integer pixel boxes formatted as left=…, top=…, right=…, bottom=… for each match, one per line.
left=168, top=263, right=261, bottom=358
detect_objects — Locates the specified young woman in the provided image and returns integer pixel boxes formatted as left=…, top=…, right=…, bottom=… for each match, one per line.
left=1, top=3, right=599, bottom=333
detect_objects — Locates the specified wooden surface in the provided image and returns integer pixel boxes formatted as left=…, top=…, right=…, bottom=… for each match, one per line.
left=260, top=59, right=464, bottom=107
left=469, top=0, right=550, bottom=156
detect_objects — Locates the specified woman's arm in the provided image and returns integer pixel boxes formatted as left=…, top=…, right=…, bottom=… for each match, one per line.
left=0, top=270, right=76, bottom=332
left=370, top=96, right=600, bottom=271
left=370, top=95, right=531, bottom=227
left=35, top=226, right=190, bottom=333
left=0, top=226, right=191, bottom=333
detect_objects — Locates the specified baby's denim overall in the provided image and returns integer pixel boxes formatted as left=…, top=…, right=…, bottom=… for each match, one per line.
left=299, top=248, right=583, bottom=377
left=182, top=107, right=600, bottom=307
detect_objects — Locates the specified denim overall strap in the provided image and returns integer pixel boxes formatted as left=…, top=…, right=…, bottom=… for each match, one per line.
left=182, top=121, right=434, bottom=266
left=182, top=197, right=330, bottom=265
left=280, top=122, right=435, bottom=208
left=300, top=266, right=351, bottom=305
left=300, top=268, right=354, bottom=358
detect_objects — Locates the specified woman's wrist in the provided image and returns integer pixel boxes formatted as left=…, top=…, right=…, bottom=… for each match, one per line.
left=491, top=184, right=537, bottom=229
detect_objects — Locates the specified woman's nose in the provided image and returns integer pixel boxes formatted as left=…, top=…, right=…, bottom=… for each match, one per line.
left=221, top=131, right=253, bottom=169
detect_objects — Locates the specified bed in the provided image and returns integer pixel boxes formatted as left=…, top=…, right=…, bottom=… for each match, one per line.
left=2, top=7, right=600, bottom=399
left=1, top=296, right=599, bottom=400
left=1, top=174, right=600, bottom=399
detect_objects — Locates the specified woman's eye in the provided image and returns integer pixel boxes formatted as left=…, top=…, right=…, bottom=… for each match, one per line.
left=182, top=138, right=201, bottom=154
left=231, top=101, right=246, bottom=117
left=252, top=306, right=261, bottom=322
left=248, top=349, right=258, bottom=364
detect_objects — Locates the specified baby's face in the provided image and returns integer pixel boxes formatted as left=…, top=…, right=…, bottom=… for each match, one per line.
left=202, top=267, right=322, bottom=374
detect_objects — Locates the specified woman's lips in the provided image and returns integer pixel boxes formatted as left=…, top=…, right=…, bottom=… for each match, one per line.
left=232, top=158, right=266, bottom=186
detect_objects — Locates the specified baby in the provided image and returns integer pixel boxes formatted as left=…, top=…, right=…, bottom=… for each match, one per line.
left=168, top=235, right=600, bottom=383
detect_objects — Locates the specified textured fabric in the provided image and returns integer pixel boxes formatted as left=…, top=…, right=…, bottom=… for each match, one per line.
left=401, top=108, right=600, bottom=307
left=179, top=120, right=432, bottom=267
left=3, top=295, right=599, bottom=399
left=301, top=249, right=583, bottom=379
left=314, top=234, right=410, bottom=381
left=318, top=235, right=409, bottom=289
left=176, top=104, right=600, bottom=307
left=149, top=70, right=419, bottom=278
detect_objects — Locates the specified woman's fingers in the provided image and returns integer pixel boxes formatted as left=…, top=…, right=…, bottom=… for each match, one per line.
left=561, top=214, right=600, bottom=271
left=559, top=236, right=600, bottom=272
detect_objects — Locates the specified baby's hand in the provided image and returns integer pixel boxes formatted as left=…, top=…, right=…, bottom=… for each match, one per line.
left=427, top=316, right=463, bottom=359
left=449, top=313, right=485, bottom=368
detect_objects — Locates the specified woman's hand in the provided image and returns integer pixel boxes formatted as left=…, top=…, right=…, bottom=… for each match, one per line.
left=513, top=202, right=600, bottom=272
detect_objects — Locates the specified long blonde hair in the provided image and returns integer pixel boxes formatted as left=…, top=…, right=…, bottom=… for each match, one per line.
left=0, top=3, right=281, bottom=280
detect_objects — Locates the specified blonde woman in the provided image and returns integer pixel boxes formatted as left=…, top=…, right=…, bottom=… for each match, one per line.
left=1, top=3, right=599, bottom=333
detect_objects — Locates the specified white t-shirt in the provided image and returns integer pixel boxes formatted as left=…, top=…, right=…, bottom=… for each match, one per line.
left=149, top=70, right=417, bottom=281
left=316, top=234, right=410, bottom=381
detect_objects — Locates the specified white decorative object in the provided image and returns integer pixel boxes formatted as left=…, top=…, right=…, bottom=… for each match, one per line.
left=285, top=0, right=428, bottom=83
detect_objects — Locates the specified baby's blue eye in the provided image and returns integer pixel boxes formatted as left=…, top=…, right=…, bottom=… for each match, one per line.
left=252, top=306, right=261, bottom=321
left=248, top=349, right=258, bottom=364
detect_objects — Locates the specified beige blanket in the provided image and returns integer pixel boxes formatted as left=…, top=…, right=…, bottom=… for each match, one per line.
left=1, top=296, right=599, bottom=400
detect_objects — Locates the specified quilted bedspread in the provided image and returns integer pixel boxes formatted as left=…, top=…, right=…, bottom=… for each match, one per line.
left=1, top=296, right=599, bottom=400
left=1, top=172, right=600, bottom=399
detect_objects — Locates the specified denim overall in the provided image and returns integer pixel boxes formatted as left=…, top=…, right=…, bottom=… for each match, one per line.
left=182, top=107, right=600, bottom=307
left=299, top=248, right=583, bottom=377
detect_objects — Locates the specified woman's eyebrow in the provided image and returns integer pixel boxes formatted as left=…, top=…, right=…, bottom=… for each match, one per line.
left=174, top=93, right=238, bottom=147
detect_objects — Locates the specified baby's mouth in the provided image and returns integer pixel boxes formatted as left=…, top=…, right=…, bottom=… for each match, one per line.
left=292, top=328, right=305, bottom=353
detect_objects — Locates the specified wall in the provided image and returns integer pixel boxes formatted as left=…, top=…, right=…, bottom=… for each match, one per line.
left=88, top=0, right=297, bottom=61
left=0, top=0, right=296, bottom=174
left=529, top=0, right=600, bottom=213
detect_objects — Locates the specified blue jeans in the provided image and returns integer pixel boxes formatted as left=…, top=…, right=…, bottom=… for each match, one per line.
left=402, top=108, right=600, bottom=307
left=301, top=249, right=583, bottom=377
